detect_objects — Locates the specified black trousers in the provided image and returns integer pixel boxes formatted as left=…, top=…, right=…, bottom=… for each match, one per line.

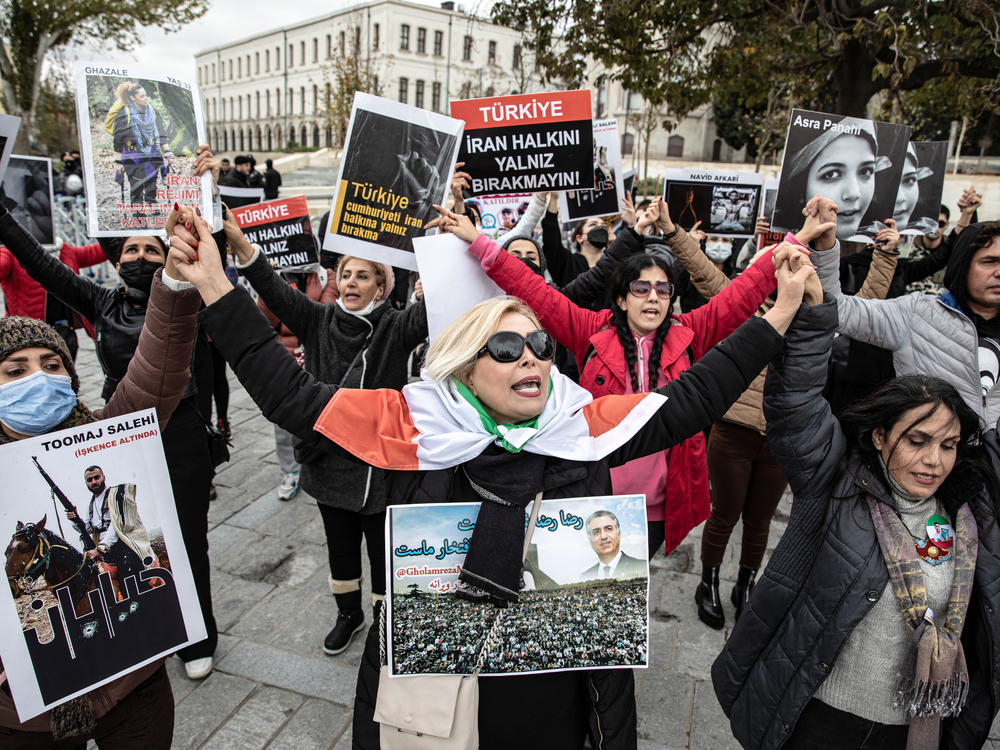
left=161, top=398, right=217, bottom=661
left=317, top=504, right=386, bottom=597
left=785, top=699, right=908, bottom=749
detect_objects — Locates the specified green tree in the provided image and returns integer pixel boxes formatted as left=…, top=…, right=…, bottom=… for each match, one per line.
left=492, top=0, right=1000, bottom=121
left=0, top=0, right=209, bottom=153
left=316, top=44, right=384, bottom=147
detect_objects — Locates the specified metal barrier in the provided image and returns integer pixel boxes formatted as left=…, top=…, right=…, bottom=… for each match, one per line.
left=51, top=196, right=115, bottom=285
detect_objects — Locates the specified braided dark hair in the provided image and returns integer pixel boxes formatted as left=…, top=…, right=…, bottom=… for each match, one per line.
left=607, top=254, right=675, bottom=392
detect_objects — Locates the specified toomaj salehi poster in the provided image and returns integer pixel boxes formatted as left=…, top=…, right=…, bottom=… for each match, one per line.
left=323, top=92, right=463, bottom=272
left=663, top=168, right=763, bottom=239
left=559, top=118, right=625, bottom=222
left=74, top=61, right=212, bottom=237
left=0, top=408, right=206, bottom=721
left=230, top=195, right=318, bottom=270
left=451, top=90, right=594, bottom=197
left=386, top=494, right=648, bottom=676
left=0, top=155, right=56, bottom=247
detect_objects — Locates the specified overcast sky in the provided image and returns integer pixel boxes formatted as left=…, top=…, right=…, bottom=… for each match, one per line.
left=84, top=0, right=493, bottom=82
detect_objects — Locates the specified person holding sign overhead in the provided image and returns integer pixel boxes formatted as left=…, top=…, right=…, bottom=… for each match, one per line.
left=164, top=201, right=815, bottom=750
left=0, top=205, right=201, bottom=748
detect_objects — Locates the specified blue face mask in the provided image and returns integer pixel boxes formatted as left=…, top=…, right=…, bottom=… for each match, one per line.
left=0, top=371, right=77, bottom=437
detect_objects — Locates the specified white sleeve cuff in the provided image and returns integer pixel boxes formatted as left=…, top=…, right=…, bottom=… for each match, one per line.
left=161, top=269, right=196, bottom=291
left=234, top=245, right=262, bottom=269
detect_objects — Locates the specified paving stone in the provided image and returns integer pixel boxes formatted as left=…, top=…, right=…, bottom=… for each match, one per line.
left=212, top=576, right=276, bottom=633
left=216, top=639, right=360, bottom=705
left=689, top=679, right=740, bottom=750
left=166, top=655, right=198, bottom=704
left=673, top=617, right=728, bottom=681
left=228, top=490, right=286, bottom=530
left=647, top=616, right=679, bottom=672
left=272, top=591, right=372, bottom=664
left=214, top=455, right=279, bottom=488
left=654, top=570, right=701, bottom=621
left=218, top=532, right=297, bottom=580
left=332, top=725, right=353, bottom=750
left=268, top=698, right=351, bottom=750
left=638, top=741, right=682, bottom=750
left=171, top=672, right=256, bottom=750
left=265, top=541, right=329, bottom=588
left=208, top=486, right=256, bottom=527
left=206, top=522, right=257, bottom=558
left=636, top=667, right=694, bottom=744
left=229, top=585, right=315, bottom=642
left=991, top=712, right=1000, bottom=739
left=201, top=685, right=302, bottom=749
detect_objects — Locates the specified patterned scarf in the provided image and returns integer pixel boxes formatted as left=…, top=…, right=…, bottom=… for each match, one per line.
left=128, top=101, right=159, bottom=156
left=865, top=495, right=977, bottom=750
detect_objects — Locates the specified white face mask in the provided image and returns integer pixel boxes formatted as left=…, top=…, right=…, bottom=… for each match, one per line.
left=705, top=241, right=733, bottom=262
left=336, top=295, right=380, bottom=317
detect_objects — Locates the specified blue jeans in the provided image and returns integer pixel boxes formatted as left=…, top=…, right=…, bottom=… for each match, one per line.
left=786, top=699, right=909, bottom=749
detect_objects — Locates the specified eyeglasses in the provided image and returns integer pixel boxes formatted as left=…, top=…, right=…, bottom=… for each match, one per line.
left=938, top=219, right=948, bottom=229
left=477, top=330, right=555, bottom=363
left=628, top=280, right=674, bottom=298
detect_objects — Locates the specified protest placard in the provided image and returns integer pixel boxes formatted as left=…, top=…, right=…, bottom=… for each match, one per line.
left=465, top=193, right=534, bottom=240
left=757, top=178, right=785, bottom=251
left=772, top=108, right=910, bottom=242
left=559, top=118, right=624, bottom=222
left=623, top=169, right=636, bottom=201
left=219, top=185, right=264, bottom=210
left=663, top=168, right=763, bottom=238
left=386, top=494, right=648, bottom=676
left=323, top=93, right=462, bottom=272
left=74, top=62, right=211, bottom=237
left=0, top=408, right=206, bottom=721
left=895, top=141, right=948, bottom=235
left=413, top=233, right=503, bottom=343
left=451, top=90, right=594, bottom=196
left=0, top=114, right=20, bottom=183
left=230, top=196, right=317, bottom=270
left=0, top=156, right=55, bottom=247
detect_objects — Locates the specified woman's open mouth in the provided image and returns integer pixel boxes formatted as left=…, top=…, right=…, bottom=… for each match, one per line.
left=512, top=376, right=542, bottom=397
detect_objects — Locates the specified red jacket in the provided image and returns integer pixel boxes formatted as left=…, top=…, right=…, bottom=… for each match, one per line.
left=468, top=232, right=777, bottom=555
left=0, top=241, right=105, bottom=335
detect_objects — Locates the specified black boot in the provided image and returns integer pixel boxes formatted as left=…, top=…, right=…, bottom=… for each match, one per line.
left=731, top=567, right=757, bottom=622
left=324, top=590, right=365, bottom=655
left=695, top=564, right=725, bottom=630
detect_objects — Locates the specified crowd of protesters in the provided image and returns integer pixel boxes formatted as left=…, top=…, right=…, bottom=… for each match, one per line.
left=1, top=105, right=999, bottom=750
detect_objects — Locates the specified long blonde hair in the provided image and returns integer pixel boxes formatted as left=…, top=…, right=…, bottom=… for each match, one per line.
left=423, top=296, right=541, bottom=382
left=116, top=81, right=143, bottom=106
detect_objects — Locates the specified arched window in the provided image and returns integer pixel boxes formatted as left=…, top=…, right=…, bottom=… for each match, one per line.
left=301, top=125, right=308, bottom=145
left=621, top=132, right=635, bottom=156
left=239, top=129, right=245, bottom=151
left=222, top=130, right=228, bottom=151
left=266, top=127, right=273, bottom=151
left=712, top=138, right=722, bottom=162
left=667, top=134, right=684, bottom=158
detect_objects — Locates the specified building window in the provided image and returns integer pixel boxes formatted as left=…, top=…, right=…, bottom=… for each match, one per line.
left=339, top=31, right=345, bottom=55
left=237, top=57, right=241, bottom=78
left=264, top=50, right=269, bottom=72
left=313, top=84, right=318, bottom=112
left=488, top=41, right=496, bottom=64
left=512, top=44, right=522, bottom=69
left=622, top=132, right=635, bottom=155
left=275, top=88, right=280, bottom=115
left=431, top=81, right=442, bottom=112
left=211, top=63, right=216, bottom=82
left=400, top=24, right=410, bottom=50
left=415, top=79, right=425, bottom=108
left=354, top=26, right=361, bottom=53
left=255, top=52, right=260, bottom=74
left=433, top=30, right=443, bottom=57
left=327, top=34, right=332, bottom=58
left=246, top=55, right=250, bottom=75
left=288, top=44, right=293, bottom=67
left=300, top=86, right=305, bottom=113
left=398, top=77, right=408, bottom=104
left=595, top=76, right=606, bottom=118
left=417, top=27, right=426, bottom=53
left=373, top=23, right=380, bottom=50
left=228, top=59, right=233, bottom=79
left=255, top=91, right=260, bottom=118
left=462, top=35, right=473, bottom=61
left=289, top=88, right=294, bottom=114
left=238, top=97, right=242, bottom=119
left=460, top=81, right=471, bottom=99
left=300, top=41, right=305, bottom=65
left=275, top=47, right=280, bottom=69
left=313, top=38, right=318, bottom=62
left=667, top=134, right=685, bottom=158
left=266, top=89, right=271, bottom=116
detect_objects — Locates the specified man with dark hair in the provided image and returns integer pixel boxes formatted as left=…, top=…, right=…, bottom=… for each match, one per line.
left=221, top=155, right=252, bottom=188
left=220, top=157, right=231, bottom=176
left=579, top=510, right=646, bottom=581
left=264, top=158, right=282, bottom=200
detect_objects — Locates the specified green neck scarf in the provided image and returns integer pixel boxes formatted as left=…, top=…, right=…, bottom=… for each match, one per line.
left=453, top=378, right=542, bottom=453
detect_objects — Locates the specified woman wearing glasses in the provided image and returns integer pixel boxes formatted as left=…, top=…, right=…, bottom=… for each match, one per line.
left=426, top=201, right=806, bottom=562
left=163, top=206, right=812, bottom=749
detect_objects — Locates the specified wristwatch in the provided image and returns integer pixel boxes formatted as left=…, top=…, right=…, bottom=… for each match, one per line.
left=96, top=544, right=109, bottom=555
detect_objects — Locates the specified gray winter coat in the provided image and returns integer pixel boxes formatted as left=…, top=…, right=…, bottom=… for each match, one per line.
left=711, top=300, right=1000, bottom=750
left=239, top=251, right=427, bottom=511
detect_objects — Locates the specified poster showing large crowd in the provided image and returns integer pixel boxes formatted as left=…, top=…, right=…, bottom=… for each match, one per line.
left=386, top=495, right=648, bottom=676
left=559, top=118, right=625, bottom=222
left=0, top=114, right=20, bottom=183
left=324, top=93, right=463, bottom=271
left=465, top=192, right=533, bottom=240
left=663, top=168, right=763, bottom=238
left=451, top=90, right=594, bottom=196
left=0, top=155, right=56, bottom=247
left=0, top=409, right=206, bottom=721
left=73, top=61, right=211, bottom=237
left=771, top=108, right=910, bottom=242
left=230, top=195, right=318, bottom=270
left=895, top=141, right=949, bottom=235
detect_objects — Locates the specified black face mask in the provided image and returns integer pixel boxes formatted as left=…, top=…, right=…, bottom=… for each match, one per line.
left=586, top=226, right=609, bottom=250
left=522, top=259, right=543, bottom=276
left=118, top=257, right=162, bottom=294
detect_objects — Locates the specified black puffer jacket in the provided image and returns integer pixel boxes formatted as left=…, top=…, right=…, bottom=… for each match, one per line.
left=712, top=300, right=1000, bottom=750
left=198, top=284, right=785, bottom=749
left=238, top=250, right=427, bottom=511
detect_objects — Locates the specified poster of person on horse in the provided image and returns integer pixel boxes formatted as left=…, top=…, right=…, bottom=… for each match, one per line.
left=0, top=408, right=206, bottom=721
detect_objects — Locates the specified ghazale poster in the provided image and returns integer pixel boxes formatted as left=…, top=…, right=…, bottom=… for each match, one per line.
left=559, top=118, right=625, bottom=222
left=230, top=196, right=318, bottom=270
left=73, top=61, right=212, bottom=236
left=0, top=409, right=206, bottom=721
left=323, top=92, right=463, bottom=271
left=451, top=90, right=594, bottom=196
left=386, top=495, right=648, bottom=677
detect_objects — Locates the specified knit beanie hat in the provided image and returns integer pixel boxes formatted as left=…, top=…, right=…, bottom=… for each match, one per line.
left=0, top=317, right=80, bottom=392
left=333, top=255, right=396, bottom=303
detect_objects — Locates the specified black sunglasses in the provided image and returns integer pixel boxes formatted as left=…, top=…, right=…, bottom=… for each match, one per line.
left=938, top=219, right=948, bottom=229
left=477, top=330, right=555, bottom=363
left=628, top=280, right=674, bottom=298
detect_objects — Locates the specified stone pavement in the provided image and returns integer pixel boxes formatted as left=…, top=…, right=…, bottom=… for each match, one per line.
left=73, top=343, right=1000, bottom=749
